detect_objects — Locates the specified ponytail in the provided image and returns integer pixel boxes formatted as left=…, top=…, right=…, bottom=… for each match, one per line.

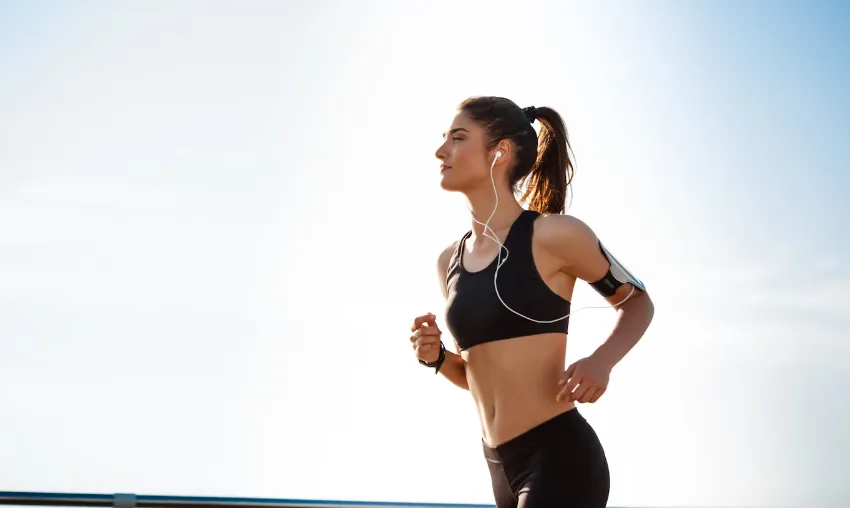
left=457, top=97, right=575, bottom=215
left=518, top=107, right=574, bottom=215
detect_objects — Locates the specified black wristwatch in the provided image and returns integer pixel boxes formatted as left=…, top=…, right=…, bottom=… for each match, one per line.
left=419, top=341, right=446, bottom=374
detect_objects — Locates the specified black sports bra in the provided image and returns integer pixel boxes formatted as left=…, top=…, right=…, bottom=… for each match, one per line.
left=444, top=210, right=571, bottom=351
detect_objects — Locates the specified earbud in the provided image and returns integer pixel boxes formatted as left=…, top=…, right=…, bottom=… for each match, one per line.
left=495, top=151, right=502, bottom=158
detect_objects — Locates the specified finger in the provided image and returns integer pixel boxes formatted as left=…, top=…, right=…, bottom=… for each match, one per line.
left=555, top=385, right=570, bottom=402
left=556, top=377, right=580, bottom=402
left=589, top=386, right=606, bottom=403
left=415, top=335, right=440, bottom=348
left=416, top=342, right=434, bottom=354
left=411, top=313, right=437, bottom=332
left=565, top=361, right=578, bottom=379
left=416, top=336, right=440, bottom=346
left=558, top=362, right=578, bottom=387
left=416, top=343, right=438, bottom=361
left=570, top=382, right=591, bottom=403
left=411, top=315, right=428, bottom=331
left=564, top=373, right=582, bottom=397
left=413, top=337, right=433, bottom=350
left=577, top=386, right=596, bottom=404
left=414, top=326, right=441, bottom=339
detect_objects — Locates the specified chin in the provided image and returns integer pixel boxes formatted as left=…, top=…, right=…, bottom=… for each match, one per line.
left=440, top=170, right=492, bottom=194
left=439, top=178, right=457, bottom=191
left=439, top=174, right=469, bottom=192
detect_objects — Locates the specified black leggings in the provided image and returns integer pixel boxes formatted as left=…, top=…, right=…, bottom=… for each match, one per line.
left=483, top=408, right=610, bottom=508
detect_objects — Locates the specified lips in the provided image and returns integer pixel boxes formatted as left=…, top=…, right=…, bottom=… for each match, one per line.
left=440, top=164, right=452, bottom=172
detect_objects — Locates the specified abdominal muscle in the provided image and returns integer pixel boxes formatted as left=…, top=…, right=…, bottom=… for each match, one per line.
left=461, top=331, right=575, bottom=447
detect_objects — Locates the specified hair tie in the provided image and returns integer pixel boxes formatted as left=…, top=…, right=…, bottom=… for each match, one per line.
left=522, top=106, right=537, bottom=123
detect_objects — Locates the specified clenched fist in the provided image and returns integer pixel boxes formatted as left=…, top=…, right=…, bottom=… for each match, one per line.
left=410, top=312, right=443, bottom=364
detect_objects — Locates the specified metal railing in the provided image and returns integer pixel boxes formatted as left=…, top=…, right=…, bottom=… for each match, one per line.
left=0, top=492, right=495, bottom=508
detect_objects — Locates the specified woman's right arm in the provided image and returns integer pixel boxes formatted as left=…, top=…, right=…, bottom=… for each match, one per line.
left=436, top=350, right=468, bottom=390
left=410, top=243, right=468, bottom=390
left=435, top=243, right=468, bottom=390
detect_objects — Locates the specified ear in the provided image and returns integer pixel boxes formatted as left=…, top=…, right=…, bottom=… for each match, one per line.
left=492, top=140, right=513, bottom=164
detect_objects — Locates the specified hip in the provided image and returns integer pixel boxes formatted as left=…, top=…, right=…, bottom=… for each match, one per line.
left=482, top=408, right=606, bottom=465
left=483, top=408, right=610, bottom=508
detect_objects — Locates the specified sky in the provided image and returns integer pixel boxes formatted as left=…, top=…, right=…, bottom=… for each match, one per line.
left=1, top=0, right=849, bottom=507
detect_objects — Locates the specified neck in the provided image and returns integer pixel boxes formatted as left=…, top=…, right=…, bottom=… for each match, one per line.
left=465, top=185, right=525, bottom=239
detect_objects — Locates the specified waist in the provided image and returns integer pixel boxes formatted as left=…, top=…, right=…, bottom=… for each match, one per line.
left=477, top=397, right=577, bottom=447
left=482, top=407, right=587, bottom=462
left=462, top=333, right=572, bottom=445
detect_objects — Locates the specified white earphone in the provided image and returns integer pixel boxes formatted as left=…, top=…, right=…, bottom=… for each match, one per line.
left=468, top=151, right=635, bottom=324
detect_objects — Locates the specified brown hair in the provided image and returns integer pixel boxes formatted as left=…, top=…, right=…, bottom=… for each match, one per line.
left=458, top=96, right=575, bottom=214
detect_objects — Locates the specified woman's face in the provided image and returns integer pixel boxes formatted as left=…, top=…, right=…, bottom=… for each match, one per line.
left=435, top=110, right=496, bottom=192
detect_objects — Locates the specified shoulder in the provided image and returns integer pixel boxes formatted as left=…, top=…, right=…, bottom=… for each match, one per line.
left=437, top=240, right=460, bottom=273
left=533, top=213, right=606, bottom=281
left=436, top=239, right=461, bottom=297
left=534, top=213, right=599, bottom=252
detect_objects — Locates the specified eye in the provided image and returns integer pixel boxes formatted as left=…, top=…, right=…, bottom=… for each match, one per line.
left=452, top=136, right=464, bottom=141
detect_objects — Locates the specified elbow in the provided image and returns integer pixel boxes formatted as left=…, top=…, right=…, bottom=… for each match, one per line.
left=459, top=362, right=470, bottom=390
left=623, top=288, right=654, bottom=325
left=640, top=290, right=655, bottom=327
left=643, top=290, right=654, bottom=315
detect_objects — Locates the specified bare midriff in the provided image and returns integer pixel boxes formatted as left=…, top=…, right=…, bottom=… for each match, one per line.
left=461, top=331, right=575, bottom=447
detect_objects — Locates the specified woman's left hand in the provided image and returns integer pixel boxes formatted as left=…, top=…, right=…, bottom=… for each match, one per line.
left=556, top=354, right=612, bottom=404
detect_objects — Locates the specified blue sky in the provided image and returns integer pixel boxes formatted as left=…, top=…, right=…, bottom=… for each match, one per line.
left=1, top=1, right=848, bottom=507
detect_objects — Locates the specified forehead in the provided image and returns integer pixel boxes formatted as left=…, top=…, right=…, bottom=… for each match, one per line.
left=442, top=110, right=480, bottom=137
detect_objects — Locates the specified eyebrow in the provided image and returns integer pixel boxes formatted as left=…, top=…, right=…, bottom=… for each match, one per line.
left=442, top=127, right=469, bottom=139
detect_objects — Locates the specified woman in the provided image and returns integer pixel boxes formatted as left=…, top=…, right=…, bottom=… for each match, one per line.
left=409, top=96, right=655, bottom=508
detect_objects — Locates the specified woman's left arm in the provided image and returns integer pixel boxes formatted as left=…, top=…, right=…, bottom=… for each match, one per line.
left=538, top=214, right=655, bottom=403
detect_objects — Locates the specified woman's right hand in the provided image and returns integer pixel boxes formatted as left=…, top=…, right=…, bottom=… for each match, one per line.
left=410, top=313, right=443, bottom=364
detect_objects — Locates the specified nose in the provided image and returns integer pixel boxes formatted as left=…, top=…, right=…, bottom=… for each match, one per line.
left=435, top=140, right=448, bottom=161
